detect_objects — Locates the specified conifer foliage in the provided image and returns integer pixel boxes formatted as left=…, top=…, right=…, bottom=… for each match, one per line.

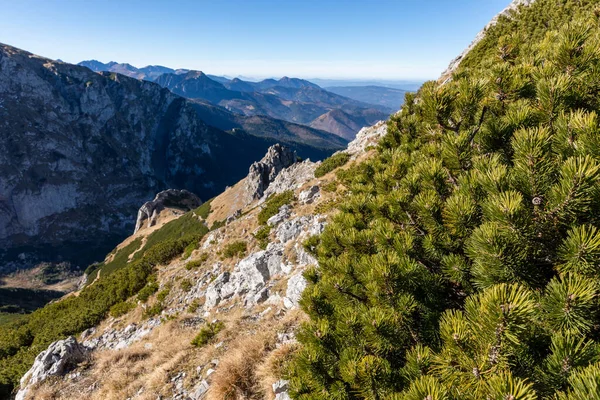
left=288, top=1, right=600, bottom=398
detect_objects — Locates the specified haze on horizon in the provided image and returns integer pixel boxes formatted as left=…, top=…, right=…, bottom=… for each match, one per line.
left=0, top=0, right=509, bottom=81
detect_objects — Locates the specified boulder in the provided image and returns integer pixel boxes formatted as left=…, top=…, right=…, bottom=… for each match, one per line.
left=267, top=204, right=291, bottom=227
left=134, top=189, right=202, bottom=233
left=346, top=122, right=387, bottom=156
left=206, top=246, right=284, bottom=309
left=204, top=272, right=231, bottom=309
left=246, top=144, right=296, bottom=202
left=273, top=379, right=290, bottom=400
left=275, top=215, right=326, bottom=244
left=299, top=185, right=320, bottom=204
left=16, top=337, right=87, bottom=400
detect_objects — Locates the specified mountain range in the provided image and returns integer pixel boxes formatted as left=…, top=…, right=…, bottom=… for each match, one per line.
left=0, top=43, right=345, bottom=274
left=77, top=60, right=396, bottom=140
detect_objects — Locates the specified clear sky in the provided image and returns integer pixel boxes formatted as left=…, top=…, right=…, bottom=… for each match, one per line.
left=0, top=0, right=510, bottom=80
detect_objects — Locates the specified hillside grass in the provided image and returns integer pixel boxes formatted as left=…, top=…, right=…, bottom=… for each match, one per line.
left=0, top=209, right=209, bottom=396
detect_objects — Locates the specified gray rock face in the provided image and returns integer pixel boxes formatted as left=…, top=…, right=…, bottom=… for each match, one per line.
left=82, top=318, right=161, bottom=350
left=273, top=379, right=291, bottom=400
left=246, top=144, right=297, bottom=202
left=275, top=215, right=327, bottom=244
left=284, top=273, right=308, bottom=310
left=16, top=337, right=87, bottom=400
left=263, top=160, right=318, bottom=199
left=134, top=189, right=202, bottom=233
left=346, top=121, right=388, bottom=156
left=441, top=0, right=536, bottom=78
left=204, top=271, right=230, bottom=309
left=205, top=245, right=284, bottom=309
left=0, top=44, right=218, bottom=272
left=299, top=185, right=320, bottom=204
left=267, top=205, right=292, bottom=227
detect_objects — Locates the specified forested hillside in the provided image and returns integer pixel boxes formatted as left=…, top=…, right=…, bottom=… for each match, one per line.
left=288, top=1, right=600, bottom=398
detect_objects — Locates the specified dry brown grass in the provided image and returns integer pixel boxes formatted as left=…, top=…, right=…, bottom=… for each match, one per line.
left=255, top=343, right=299, bottom=400
left=207, top=180, right=249, bottom=226
left=208, top=310, right=305, bottom=400
left=207, top=333, right=276, bottom=400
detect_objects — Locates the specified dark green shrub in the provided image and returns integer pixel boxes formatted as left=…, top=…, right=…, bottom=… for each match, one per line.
left=187, top=299, right=201, bottom=313
left=182, top=240, right=199, bottom=260
left=314, top=152, right=350, bottom=178
left=156, top=287, right=171, bottom=303
left=185, top=253, right=209, bottom=270
left=194, top=197, right=214, bottom=219
left=180, top=279, right=193, bottom=292
left=137, top=281, right=159, bottom=303
left=191, top=321, right=224, bottom=347
left=222, top=241, right=247, bottom=259
left=257, top=191, right=295, bottom=225
left=288, top=4, right=600, bottom=399
left=253, top=226, right=271, bottom=250
left=143, top=302, right=163, bottom=318
left=109, top=301, right=136, bottom=318
left=210, top=219, right=226, bottom=231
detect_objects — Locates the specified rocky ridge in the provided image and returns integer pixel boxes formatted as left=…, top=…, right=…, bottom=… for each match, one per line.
left=441, top=0, right=536, bottom=79
left=16, top=122, right=387, bottom=400
left=134, top=190, right=202, bottom=234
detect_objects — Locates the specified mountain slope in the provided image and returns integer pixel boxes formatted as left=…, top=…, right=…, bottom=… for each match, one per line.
left=309, top=108, right=384, bottom=140
left=190, top=101, right=348, bottom=150
left=0, top=43, right=343, bottom=274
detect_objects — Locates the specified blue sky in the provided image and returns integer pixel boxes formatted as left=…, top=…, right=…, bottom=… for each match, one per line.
left=0, top=0, right=509, bottom=80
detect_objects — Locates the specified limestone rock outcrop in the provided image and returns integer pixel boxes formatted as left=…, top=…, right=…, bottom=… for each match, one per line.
left=346, top=121, right=388, bottom=156
left=16, top=337, right=87, bottom=400
left=134, top=189, right=202, bottom=233
left=245, top=144, right=297, bottom=202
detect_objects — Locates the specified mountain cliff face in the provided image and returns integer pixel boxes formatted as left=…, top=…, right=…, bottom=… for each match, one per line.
left=0, top=44, right=343, bottom=273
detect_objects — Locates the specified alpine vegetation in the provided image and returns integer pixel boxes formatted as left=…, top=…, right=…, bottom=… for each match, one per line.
left=288, top=1, right=600, bottom=399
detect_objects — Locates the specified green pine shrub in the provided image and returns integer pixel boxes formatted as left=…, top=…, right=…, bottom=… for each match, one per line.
left=180, top=279, right=193, bottom=292
left=109, top=301, right=136, bottom=318
left=257, top=190, right=295, bottom=225
left=194, top=197, right=214, bottom=219
left=187, top=299, right=202, bottom=314
left=253, top=225, right=271, bottom=249
left=222, top=241, right=247, bottom=259
left=288, top=3, right=600, bottom=399
left=314, top=152, right=351, bottom=178
left=191, top=321, right=225, bottom=348
left=136, top=280, right=159, bottom=303
left=186, top=253, right=209, bottom=270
